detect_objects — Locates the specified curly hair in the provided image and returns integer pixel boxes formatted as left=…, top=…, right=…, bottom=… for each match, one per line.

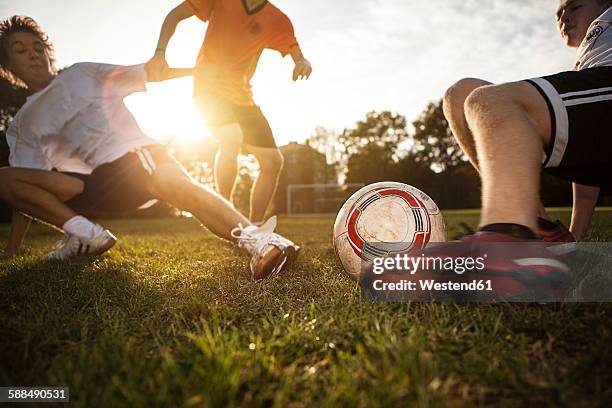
left=0, top=16, right=55, bottom=87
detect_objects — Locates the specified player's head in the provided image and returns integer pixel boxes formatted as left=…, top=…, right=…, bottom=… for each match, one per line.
left=0, top=15, right=55, bottom=90
left=556, top=0, right=612, bottom=47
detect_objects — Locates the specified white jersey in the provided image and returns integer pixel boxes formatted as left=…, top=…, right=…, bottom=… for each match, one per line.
left=575, top=7, right=612, bottom=70
left=6, top=63, right=157, bottom=173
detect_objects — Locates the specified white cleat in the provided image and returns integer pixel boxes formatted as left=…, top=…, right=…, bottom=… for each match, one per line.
left=231, top=216, right=301, bottom=280
left=43, top=224, right=117, bottom=261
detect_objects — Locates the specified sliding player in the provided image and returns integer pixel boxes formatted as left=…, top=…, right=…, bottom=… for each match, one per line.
left=0, top=15, right=299, bottom=279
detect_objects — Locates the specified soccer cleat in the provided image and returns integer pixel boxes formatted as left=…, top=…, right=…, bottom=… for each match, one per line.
left=231, top=216, right=301, bottom=280
left=377, top=231, right=573, bottom=302
left=537, top=218, right=576, bottom=257
left=42, top=224, right=117, bottom=261
left=538, top=218, right=574, bottom=242
left=454, top=219, right=576, bottom=256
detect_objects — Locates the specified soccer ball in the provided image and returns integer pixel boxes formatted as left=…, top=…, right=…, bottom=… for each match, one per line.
left=333, top=182, right=447, bottom=281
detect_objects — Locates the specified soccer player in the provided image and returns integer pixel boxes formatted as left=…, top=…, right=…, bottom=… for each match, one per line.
left=0, top=15, right=299, bottom=279
left=409, top=0, right=612, bottom=298
left=147, top=0, right=312, bottom=225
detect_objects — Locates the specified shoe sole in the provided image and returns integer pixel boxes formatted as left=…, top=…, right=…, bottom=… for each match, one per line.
left=270, top=245, right=301, bottom=278
left=42, top=233, right=117, bottom=261
left=546, top=241, right=577, bottom=256
left=253, top=244, right=301, bottom=280
left=285, top=244, right=301, bottom=265
left=93, top=235, right=117, bottom=256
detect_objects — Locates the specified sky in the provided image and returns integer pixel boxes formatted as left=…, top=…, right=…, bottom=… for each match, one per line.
left=0, top=0, right=576, bottom=146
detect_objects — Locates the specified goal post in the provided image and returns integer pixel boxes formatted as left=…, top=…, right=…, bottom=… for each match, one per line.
left=286, top=183, right=365, bottom=217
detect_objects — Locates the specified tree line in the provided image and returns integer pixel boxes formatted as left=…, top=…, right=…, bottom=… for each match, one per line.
left=306, top=103, right=610, bottom=210
left=1, top=75, right=609, bottom=223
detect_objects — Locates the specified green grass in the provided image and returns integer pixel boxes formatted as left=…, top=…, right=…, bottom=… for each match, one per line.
left=1, top=210, right=612, bottom=407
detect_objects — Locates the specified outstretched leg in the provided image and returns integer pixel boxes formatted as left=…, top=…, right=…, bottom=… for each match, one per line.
left=147, top=161, right=299, bottom=279
left=148, top=163, right=249, bottom=241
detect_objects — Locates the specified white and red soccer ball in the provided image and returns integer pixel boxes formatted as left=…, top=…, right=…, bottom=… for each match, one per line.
left=333, top=182, right=447, bottom=280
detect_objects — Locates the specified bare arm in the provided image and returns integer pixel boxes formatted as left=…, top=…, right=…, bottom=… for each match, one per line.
left=147, top=2, right=195, bottom=81
left=289, top=47, right=312, bottom=81
left=1, top=209, right=32, bottom=259
left=570, top=182, right=599, bottom=240
left=154, top=2, right=194, bottom=56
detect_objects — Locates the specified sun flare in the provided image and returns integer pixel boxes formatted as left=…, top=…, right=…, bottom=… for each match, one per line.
left=125, top=76, right=211, bottom=146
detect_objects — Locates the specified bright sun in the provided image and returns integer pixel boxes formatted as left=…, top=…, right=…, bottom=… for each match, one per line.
left=123, top=16, right=299, bottom=149
left=125, top=76, right=211, bottom=145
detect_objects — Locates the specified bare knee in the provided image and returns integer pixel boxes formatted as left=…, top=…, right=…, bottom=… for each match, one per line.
left=258, top=150, right=284, bottom=176
left=0, top=168, right=17, bottom=201
left=465, top=81, right=538, bottom=125
left=218, top=141, right=241, bottom=158
left=464, top=81, right=552, bottom=148
left=464, top=84, right=507, bottom=121
left=0, top=168, right=83, bottom=202
left=443, top=78, right=491, bottom=114
left=1, top=177, right=32, bottom=203
left=213, top=125, right=243, bottom=159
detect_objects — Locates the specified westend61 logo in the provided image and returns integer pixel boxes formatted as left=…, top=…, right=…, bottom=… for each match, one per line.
left=372, top=253, right=487, bottom=275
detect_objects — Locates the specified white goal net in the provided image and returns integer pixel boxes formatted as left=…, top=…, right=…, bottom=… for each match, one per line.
left=286, top=183, right=365, bottom=217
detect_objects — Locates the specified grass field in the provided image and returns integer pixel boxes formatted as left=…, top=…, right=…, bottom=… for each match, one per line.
left=1, top=210, right=612, bottom=407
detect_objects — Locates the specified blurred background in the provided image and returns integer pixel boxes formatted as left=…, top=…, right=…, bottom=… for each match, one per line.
left=2, top=0, right=609, bottom=221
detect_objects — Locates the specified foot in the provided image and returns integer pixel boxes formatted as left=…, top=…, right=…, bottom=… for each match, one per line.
left=454, top=218, right=576, bottom=256
left=371, top=231, right=572, bottom=302
left=232, top=216, right=301, bottom=280
left=43, top=224, right=117, bottom=261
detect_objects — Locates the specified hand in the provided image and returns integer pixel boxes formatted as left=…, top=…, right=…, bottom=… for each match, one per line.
left=292, top=58, right=312, bottom=81
left=145, top=52, right=170, bottom=82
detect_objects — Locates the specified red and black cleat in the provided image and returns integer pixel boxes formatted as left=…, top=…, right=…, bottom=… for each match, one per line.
left=537, top=217, right=576, bottom=259
left=538, top=217, right=575, bottom=242
left=371, top=231, right=573, bottom=302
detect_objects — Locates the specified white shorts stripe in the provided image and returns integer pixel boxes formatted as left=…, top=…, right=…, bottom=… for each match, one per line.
left=564, top=93, right=612, bottom=106
left=528, top=77, right=569, bottom=168
left=135, top=149, right=154, bottom=175
left=513, top=257, right=571, bottom=273
left=560, top=85, right=612, bottom=99
left=141, top=148, right=157, bottom=172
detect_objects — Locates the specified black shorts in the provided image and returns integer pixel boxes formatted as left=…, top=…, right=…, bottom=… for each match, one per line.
left=526, top=66, right=612, bottom=187
left=195, top=95, right=277, bottom=148
left=64, top=145, right=177, bottom=214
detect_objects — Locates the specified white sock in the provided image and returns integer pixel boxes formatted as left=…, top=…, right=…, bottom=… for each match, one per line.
left=62, top=216, right=97, bottom=240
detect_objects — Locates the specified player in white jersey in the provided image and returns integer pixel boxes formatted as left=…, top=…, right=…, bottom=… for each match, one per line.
left=0, top=16, right=299, bottom=279
left=401, top=0, right=612, bottom=300
left=442, top=0, right=612, bottom=242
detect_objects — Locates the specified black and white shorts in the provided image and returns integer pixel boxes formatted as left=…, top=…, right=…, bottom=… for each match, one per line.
left=64, top=144, right=178, bottom=214
left=194, top=94, right=277, bottom=149
left=526, top=66, right=612, bottom=187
